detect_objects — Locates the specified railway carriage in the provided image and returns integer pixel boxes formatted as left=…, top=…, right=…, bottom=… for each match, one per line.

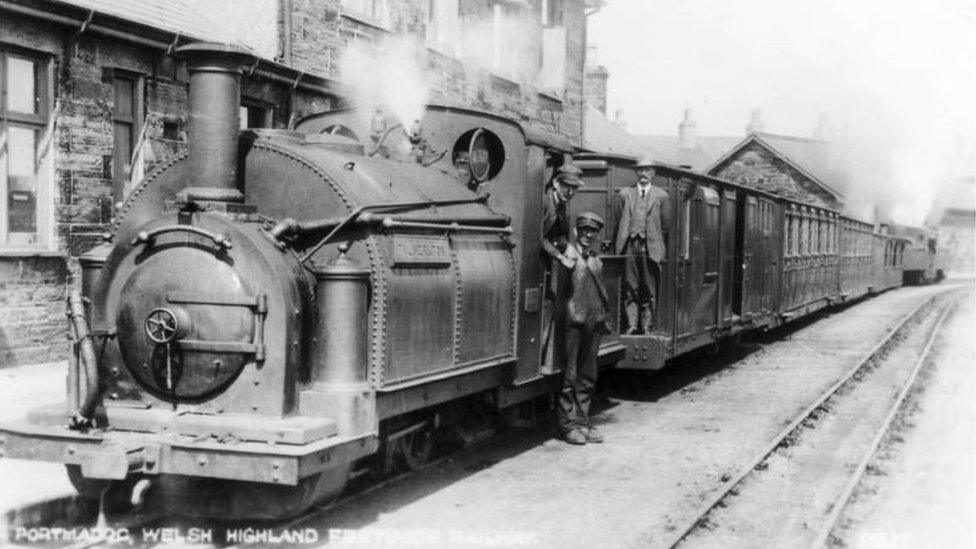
left=891, top=224, right=945, bottom=285
left=573, top=155, right=910, bottom=371
left=0, top=41, right=920, bottom=521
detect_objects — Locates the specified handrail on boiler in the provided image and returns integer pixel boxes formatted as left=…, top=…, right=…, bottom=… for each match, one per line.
left=265, top=195, right=505, bottom=264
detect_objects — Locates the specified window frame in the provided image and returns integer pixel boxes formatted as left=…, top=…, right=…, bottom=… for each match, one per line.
left=341, top=0, right=394, bottom=31
left=111, top=69, right=144, bottom=204
left=0, top=45, right=55, bottom=252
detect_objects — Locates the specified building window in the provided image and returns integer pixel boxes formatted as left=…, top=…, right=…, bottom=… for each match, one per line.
left=342, top=0, right=392, bottom=29
left=540, top=0, right=565, bottom=92
left=240, top=98, right=274, bottom=129
left=426, top=0, right=460, bottom=57
left=1, top=48, right=53, bottom=251
left=542, top=0, right=563, bottom=26
left=112, top=71, right=144, bottom=203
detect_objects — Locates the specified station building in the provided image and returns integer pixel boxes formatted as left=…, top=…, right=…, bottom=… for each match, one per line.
left=706, top=132, right=846, bottom=211
left=0, top=0, right=599, bottom=367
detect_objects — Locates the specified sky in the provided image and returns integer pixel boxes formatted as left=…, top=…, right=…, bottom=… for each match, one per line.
left=589, top=0, right=975, bottom=223
left=589, top=0, right=974, bottom=138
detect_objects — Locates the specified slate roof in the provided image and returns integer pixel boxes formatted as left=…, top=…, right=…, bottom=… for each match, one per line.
left=582, top=105, right=664, bottom=160
left=53, top=0, right=243, bottom=49
left=633, top=134, right=740, bottom=171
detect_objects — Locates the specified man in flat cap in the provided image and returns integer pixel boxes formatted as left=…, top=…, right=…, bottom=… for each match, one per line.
left=542, top=164, right=584, bottom=271
left=540, top=164, right=583, bottom=374
left=558, top=211, right=610, bottom=445
left=615, top=158, right=670, bottom=334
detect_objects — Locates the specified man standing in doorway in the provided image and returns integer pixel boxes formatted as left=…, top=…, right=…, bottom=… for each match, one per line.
left=542, top=164, right=584, bottom=271
left=540, top=164, right=584, bottom=375
left=558, top=212, right=610, bottom=445
left=615, top=158, right=670, bottom=334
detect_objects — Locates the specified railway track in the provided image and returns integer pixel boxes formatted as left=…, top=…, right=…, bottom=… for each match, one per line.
left=659, top=290, right=959, bottom=549
left=3, top=286, right=961, bottom=548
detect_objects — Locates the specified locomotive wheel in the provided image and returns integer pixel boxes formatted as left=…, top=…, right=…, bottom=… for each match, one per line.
left=397, top=426, right=434, bottom=472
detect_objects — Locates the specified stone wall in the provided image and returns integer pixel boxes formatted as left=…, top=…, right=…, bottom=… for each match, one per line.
left=284, top=0, right=585, bottom=143
left=710, top=141, right=838, bottom=209
left=1, top=0, right=588, bottom=367
left=0, top=13, right=335, bottom=368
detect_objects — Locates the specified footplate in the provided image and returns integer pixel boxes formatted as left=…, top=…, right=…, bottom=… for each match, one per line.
left=0, top=421, right=377, bottom=485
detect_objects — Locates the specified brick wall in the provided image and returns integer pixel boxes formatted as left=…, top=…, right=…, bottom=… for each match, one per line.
left=711, top=141, right=838, bottom=209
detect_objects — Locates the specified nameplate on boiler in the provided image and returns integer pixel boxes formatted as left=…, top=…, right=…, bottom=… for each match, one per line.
left=391, top=235, right=453, bottom=267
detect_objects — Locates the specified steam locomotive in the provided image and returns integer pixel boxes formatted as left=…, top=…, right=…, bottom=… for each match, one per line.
left=0, top=42, right=919, bottom=519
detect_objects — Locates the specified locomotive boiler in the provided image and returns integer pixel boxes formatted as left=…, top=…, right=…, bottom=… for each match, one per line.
left=0, top=42, right=589, bottom=519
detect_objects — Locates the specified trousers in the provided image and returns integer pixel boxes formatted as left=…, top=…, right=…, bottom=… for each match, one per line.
left=623, top=237, right=659, bottom=304
left=558, top=322, right=602, bottom=431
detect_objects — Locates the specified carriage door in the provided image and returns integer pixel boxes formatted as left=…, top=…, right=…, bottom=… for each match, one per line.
left=759, top=198, right=781, bottom=314
left=675, top=185, right=719, bottom=338
left=719, top=189, right=737, bottom=324
left=738, top=194, right=763, bottom=318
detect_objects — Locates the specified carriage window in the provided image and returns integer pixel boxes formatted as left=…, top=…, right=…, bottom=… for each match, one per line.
left=813, top=219, right=820, bottom=254
left=790, top=214, right=796, bottom=256
left=821, top=218, right=827, bottom=254
left=681, top=195, right=691, bottom=260
left=785, top=213, right=792, bottom=256
left=798, top=216, right=806, bottom=256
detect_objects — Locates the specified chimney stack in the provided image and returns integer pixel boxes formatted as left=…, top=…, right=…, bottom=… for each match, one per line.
left=176, top=42, right=253, bottom=202
left=585, top=65, right=610, bottom=115
left=678, top=108, right=698, bottom=149
left=746, top=108, right=765, bottom=135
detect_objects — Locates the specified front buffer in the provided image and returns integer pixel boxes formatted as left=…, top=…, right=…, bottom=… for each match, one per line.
left=0, top=406, right=375, bottom=519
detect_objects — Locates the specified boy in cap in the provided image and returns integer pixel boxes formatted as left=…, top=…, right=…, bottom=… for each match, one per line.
left=558, top=211, right=610, bottom=445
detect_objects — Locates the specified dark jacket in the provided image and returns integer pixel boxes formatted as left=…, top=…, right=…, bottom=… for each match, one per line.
left=614, top=184, right=670, bottom=262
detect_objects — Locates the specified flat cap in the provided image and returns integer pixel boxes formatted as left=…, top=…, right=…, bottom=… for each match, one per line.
left=555, top=164, right=584, bottom=187
left=576, top=211, right=605, bottom=231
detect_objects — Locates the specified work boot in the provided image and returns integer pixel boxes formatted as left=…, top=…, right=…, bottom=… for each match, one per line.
left=560, top=428, right=587, bottom=445
left=625, top=302, right=639, bottom=334
left=584, top=426, right=604, bottom=443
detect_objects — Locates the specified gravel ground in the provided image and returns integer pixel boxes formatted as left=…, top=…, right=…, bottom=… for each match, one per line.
left=0, top=362, right=76, bottom=517
left=305, top=286, right=955, bottom=549
left=678, top=295, right=950, bottom=548
left=831, top=290, right=975, bottom=548
left=0, top=284, right=961, bottom=548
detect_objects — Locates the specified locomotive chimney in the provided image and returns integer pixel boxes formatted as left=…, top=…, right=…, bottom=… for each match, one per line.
left=176, top=42, right=253, bottom=202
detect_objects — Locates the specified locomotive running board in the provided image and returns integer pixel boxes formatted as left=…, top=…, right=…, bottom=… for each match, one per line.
left=0, top=420, right=377, bottom=485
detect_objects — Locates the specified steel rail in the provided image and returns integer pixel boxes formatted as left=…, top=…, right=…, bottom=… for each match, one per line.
left=807, top=299, right=957, bottom=549
left=658, top=290, right=949, bottom=549
left=228, top=434, right=501, bottom=549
